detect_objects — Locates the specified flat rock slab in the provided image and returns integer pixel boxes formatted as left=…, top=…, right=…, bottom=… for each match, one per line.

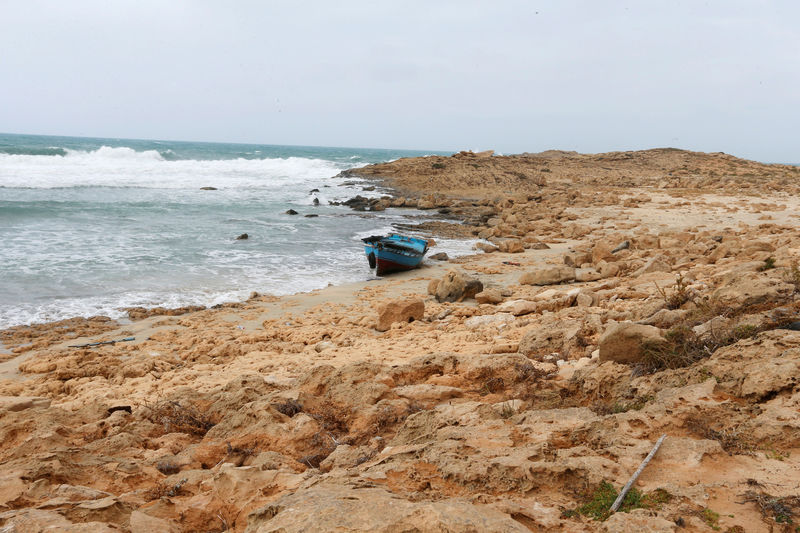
left=0, top=396, right=51, bottom=412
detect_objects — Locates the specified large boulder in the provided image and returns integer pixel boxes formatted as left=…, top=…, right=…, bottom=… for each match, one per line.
left=598, top=322, right=667, bottom=364
left=376, top=298, right=424, bottom=331
left=519, top=266, right=576, bottom=286
left=435, top=270, right=484, bottom=303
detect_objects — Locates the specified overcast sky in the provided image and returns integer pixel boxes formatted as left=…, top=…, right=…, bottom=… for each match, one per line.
left=1, top=1, right=798, bottom=161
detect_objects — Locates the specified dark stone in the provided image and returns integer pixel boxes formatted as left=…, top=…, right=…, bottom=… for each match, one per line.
left=429, top=252, right=449, bottom=261
left=200, top=186, right=217, bottom=190
left=309, top=188, right=320, bottom=193
left=712, top=235, right=723, bottom=243
left=313, top=197, right=320, bottom=206
left=612, top=240, right=630, bottom=253
left=304, top=214, right=319, bottom=218
left=363, top=186, right=375, bottom=191
left=236, top=233, right=249, bottom=240
left=780, top=321, right=800, bottom=331
left=285, top=209, right=299, bottom=215
left=107, top=405, right=132, bottom=415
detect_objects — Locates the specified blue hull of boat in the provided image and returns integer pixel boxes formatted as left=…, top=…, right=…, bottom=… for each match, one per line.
left=362, top=234, right=428, bottom=276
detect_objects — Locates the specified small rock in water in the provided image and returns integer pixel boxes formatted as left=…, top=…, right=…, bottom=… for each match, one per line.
left=200, top=186, right=217, bottom=190
left=313, top=197, right=320, bottom=205
left=429, top=252, right=449, bottom=261
left=304, top=214, right=319, bottom=218
left=363, top=186, right=375, bottom=191
left=309, top=188, right=320, bottom=193
left=236, top=233, right=249, bottom=240
left=285, top=209, right=299, bottom=215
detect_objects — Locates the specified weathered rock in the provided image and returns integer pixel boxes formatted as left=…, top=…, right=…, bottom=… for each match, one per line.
left=712, top=274, right=794, bottom=307
left=476, top=242, right=499, bottom=253
left=393, top=384, right=463, bottom=403
left=285, top=209, right=299, bottom=215
left=598, top=322, right=667, bottom=364
left=518, top=320, right=582, bottom=358
left=634, top=255, right=671, bottom=276
left=428, top=252, right=449, bottom=261
left=519, top=266, right=576, bottom=286
left=235, top=233, right=249, bottom=240
left=475, top=288, right=503, bottom=304
left=497, top=239, right=524, bottom=253
left=130, top=510, right=182, bottom=533
left=611, top=240, right=631, bottom=253
left=575, top=267, right=603, bottom=282
left=245, top=484, right=528, bottom=533
left=464, top=313, right=515, bottom=329
left=602, top=509, right=677, bottom=532
left=497, top=299, right=538, bottom=316
left=575, top=291, right=598, bottom=307
left=199, top=186, right=217, bottom=190
left=564, top=251, right=593, bottom=267
left=0, top=396, right=51, bottom=412
left=376, top=298, right=425, bottom=331
left=435, top=270, right=483, bottom=303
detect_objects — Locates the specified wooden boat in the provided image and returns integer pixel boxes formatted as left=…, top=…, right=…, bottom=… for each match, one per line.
left=362, top=234, right=429, bottom=276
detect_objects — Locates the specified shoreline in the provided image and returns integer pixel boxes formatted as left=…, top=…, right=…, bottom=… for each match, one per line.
left=2, top=148, right=800, bottom=532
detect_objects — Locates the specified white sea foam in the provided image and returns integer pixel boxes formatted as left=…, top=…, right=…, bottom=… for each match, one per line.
left=0, top=146, right=347, bottom=189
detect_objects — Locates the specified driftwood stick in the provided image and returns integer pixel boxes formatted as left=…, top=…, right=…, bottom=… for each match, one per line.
left=609, top=434, right=667, bottom=513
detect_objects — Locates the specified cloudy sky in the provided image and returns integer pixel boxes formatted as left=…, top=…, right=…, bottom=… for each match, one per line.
left=1, top=1, right=798, bottom=161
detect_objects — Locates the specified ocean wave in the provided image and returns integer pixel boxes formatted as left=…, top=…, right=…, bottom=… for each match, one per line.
left=0, top=146, right=349, bottom=189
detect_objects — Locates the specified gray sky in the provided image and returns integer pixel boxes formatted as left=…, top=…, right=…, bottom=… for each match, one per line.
left=1, top=1, right=798, bottom=161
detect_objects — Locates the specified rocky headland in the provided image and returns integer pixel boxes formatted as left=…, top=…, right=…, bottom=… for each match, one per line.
left=1, top=148, right=800, bottom=532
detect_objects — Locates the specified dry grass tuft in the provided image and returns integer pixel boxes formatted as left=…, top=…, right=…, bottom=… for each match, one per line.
left=142, top=400, right=216, bottom=436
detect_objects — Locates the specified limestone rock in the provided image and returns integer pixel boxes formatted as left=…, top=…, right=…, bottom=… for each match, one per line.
left=519, top=266, right=576, bottom=286
left=564, top=251, right=592, bottom=267
left=435, top=270, right=483, bottom=303
left=475, top=288, right=503, bottom=304
left=712, top=274, right=794, bottom=307
left=428, top=252, right=449, bottom=261
left=393, top=384, right=463, bottom=403
left=497, top=239, right=524, bottom=253
left=130, top=510, right=181, bottom=533
left=497, top=299, right=538, bottom=316
left=575, top=267, right=603, bottom=282
left=245, top=484, right=528, bottom=533
left=634, top=255, right=671, bottom=276
left=0, top=396, right=51, bottom=412
left=519, top=320, right=582, bottom=358
left=464, top=313, right=515, bottom=329
left=476, top=242, right=499, bottom=253
left=375, top=298, right=424, bottom=332
left=598, top=322, right=666, bottom=364
left=601, top=509, right=677, bottom=532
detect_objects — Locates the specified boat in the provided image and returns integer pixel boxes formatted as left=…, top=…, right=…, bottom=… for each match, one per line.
left=362, top=234, right=429, bottom=276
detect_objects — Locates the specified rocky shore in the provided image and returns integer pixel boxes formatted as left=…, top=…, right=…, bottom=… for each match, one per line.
left=1, top=148, right=800, bottom=532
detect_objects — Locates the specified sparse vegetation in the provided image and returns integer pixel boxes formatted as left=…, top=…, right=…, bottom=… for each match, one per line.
left=743, top=490, right=800, bottom=525
left=141, top=400, right=216, bottom=436
left=702, top=508, right=721, bottom=530
left=786, top=260, right=800, bottom=292
left=563, top=481, right=672, bottom=521
left=431, top=162, right=446, bottom=169
left=758, top=256, right=776, bottom=271
left=654, top=273, right=691, bottom=310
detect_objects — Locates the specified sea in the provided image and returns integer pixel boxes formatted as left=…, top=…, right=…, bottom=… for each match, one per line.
left=0, top=133, right=469, bottom=329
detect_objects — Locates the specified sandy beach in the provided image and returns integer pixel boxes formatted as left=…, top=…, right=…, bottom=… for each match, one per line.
left=2, top=148, right=800, bottom=532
